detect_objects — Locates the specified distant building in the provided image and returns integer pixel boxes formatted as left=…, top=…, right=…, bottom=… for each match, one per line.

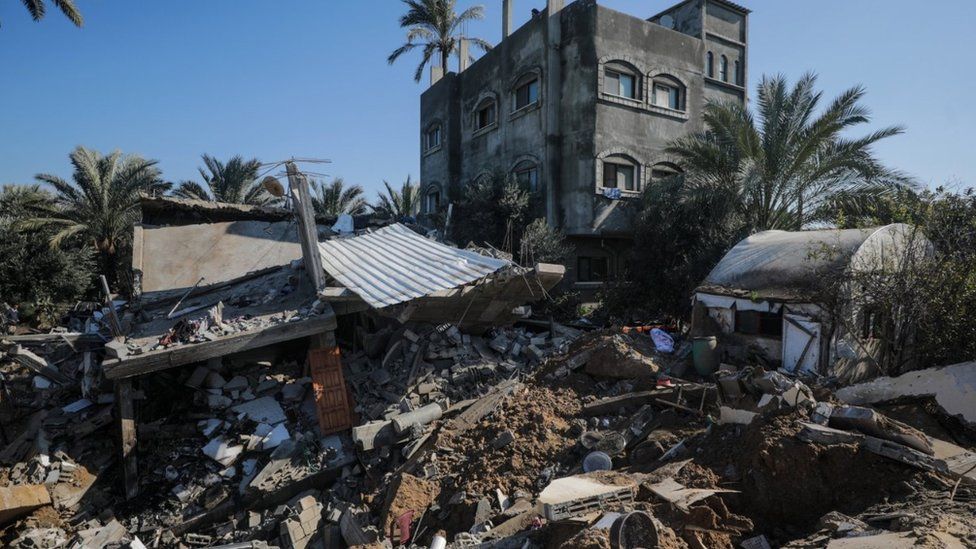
left=419, top=0, right=749, bottom=288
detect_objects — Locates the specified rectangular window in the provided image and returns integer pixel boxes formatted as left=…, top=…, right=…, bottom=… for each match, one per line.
left=605, top=70, right=635, bottom=99
left=476, top=103, right=496, bottom=130
left=516, top=167, right=539, bottom=192
left=654, top=84, right=680, bottom=110
left=735, top=310, right=783, bottom=337
left=425, top=126, right=441, bottom=150
left=604, top=162, right=636, bottom=191
left=514, top=79, right=539, bottom=110
left=577, top=256, right=609, bottom=283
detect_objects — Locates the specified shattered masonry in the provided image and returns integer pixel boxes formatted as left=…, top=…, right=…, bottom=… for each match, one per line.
left=0, top=195, right=974, bottom=549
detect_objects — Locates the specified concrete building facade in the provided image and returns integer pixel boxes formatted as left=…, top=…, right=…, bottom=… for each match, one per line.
left=419, top=0, right=749, bottom=288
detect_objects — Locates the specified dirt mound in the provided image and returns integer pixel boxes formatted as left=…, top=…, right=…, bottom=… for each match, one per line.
left=692, top=411, right=928, bottom=540
left=439, top=384, right=583, bottom=495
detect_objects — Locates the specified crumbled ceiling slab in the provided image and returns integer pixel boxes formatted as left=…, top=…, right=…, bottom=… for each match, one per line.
left=836, top=362, right=976, bottom=426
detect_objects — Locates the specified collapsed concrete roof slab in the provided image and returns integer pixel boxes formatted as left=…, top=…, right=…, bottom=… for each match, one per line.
left=836, top=361, right=976, bottom=427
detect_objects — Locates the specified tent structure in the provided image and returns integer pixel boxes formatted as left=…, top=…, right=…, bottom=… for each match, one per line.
left=691, top=224, right=930, bottom=379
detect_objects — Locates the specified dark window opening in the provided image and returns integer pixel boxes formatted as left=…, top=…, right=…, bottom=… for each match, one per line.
left=720, top=55, right=729, bottom=82
left=515, top=165, right=539, bottom=192
left=603, top=162, right=636, bottom=191
left=514, top=78, right=539, bottom=110
left=425, top=126, right=441, bottom=150
left=424, top=190, right=440, bottom=213
left=735, top=310, right=783, bottom=337
left=706, top=51, right=714, bottom=78
left=861, top=307, right=884, bottom=339
left=577, top=256, right=609, bottom=283
left=476, top=101, right=497, bottom=130
left=734, top=60, right=742, bottom=86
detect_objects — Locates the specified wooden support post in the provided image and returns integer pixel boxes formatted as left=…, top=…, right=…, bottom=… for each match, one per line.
left=286, top=161, right=335, bottom=372
left=115, top=379, right=138, bottom=500
left=286, top=161, right=326, bottom=293
left=99, top=275, right=124, bottom=340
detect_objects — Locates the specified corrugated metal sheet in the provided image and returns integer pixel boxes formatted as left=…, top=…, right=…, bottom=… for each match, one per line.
left=318, top=223, right=510, bottom=308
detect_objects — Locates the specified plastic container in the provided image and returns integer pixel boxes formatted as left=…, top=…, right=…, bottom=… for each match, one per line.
left=583, top=451, right=613, bottom=472
left=691, top=336, right=720, bottom=377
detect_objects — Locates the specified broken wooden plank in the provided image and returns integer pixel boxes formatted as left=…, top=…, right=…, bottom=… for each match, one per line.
left=445, top=379, right=520, bottom=433
left=116, top=379, right=138, bottom=500
left=0, top=410, right=47, bottom=465
left=102, top=312, right=337, bottom=379
left=5, top=345, right=72, bottom=384
left=583, top=386, right=707, bottom=416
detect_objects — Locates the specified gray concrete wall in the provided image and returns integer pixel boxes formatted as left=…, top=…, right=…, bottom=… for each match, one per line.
left=456, top=14, right=548, bottom=192
left=419, top=73, right=460, bottom=203
left=138, top=221, right=303, bottom=298
left=569, top=3, right=707, bottom=236
left=419, top=0, right=749, bottom=286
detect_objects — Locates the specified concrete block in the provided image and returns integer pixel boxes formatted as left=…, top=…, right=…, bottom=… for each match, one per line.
left=232, top=396, right=287, bottom=425
left=0, top=484, right=51, bottom=525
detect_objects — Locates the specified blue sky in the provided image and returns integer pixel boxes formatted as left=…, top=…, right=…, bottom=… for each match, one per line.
left=1, top=0, right=974, bottom=199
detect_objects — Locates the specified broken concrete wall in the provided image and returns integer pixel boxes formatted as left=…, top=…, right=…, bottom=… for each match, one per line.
left=135, top=221, right=303, bottom=301
left=836, top=362, right=976, bottom=426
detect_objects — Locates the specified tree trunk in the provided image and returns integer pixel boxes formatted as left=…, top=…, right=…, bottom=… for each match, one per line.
left=441, top=47, right=449, bottom=75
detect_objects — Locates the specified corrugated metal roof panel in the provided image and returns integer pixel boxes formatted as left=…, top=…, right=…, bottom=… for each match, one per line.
left=318, top=223, right=510, bottom=308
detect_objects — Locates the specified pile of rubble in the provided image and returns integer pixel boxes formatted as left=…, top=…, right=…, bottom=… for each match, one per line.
left=2, top=319, right=975, bottom=548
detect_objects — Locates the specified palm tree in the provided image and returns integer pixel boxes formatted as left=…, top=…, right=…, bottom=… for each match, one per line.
left=311, top=178, right=368, bottom=217
left=173, top=154, right=278, bottom=206
left=24, top=146, right=168, bottom=278
left=666, top=72, right=912, bottom=231
left=375, top=176, right=420, bottom=219
left=388, top=0, right=492, bottom=82
left=6, top=0, right=83, bottom=27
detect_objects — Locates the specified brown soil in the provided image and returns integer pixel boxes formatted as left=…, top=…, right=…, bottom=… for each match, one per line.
left=383, top=473, right=438, bottom=536
left=439, top=384, right=583, bottom=496
left=691, top=410, right=928, bottom=541
left=558, top=527, right=611, bottom=549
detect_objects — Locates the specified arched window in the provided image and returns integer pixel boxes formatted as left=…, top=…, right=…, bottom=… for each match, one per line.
left=651, top=75, right=685, bottom=111
left=719, top=55, right=729, bottom=82
left=512, top=160, right=539, bottom=192
left=512, top=73, right=540, bottom=111
left=651, top=162, right=683, bottom=180
left=603, top=61, right=639, bottom=99
left=424, top=124, right=442, bottom=151
left=601, top=154, right=639, bottom=192
left=734, top=59, right=742, bottom=85
left=706, top=52, right=714, bottom=78
left=474, top=97, right=497, bottom=130
left=423, top=184, right=441, bottom=213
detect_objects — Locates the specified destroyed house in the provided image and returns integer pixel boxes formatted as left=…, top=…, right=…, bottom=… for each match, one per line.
left=99, top=190, right=563, bottom=497
left=691, top=224, right=930, bottom=380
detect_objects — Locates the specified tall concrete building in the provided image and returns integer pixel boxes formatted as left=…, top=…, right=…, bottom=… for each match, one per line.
left=419, top=0, right=749, bottom=288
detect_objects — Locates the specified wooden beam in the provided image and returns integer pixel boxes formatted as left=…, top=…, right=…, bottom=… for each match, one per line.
left=286, top=161, right=326, bottom=292
left=102, top=313, right=337, bottom=379
left=115, top=379, right=138, bottom=500
left=99, top=275, right=124, bottom=340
